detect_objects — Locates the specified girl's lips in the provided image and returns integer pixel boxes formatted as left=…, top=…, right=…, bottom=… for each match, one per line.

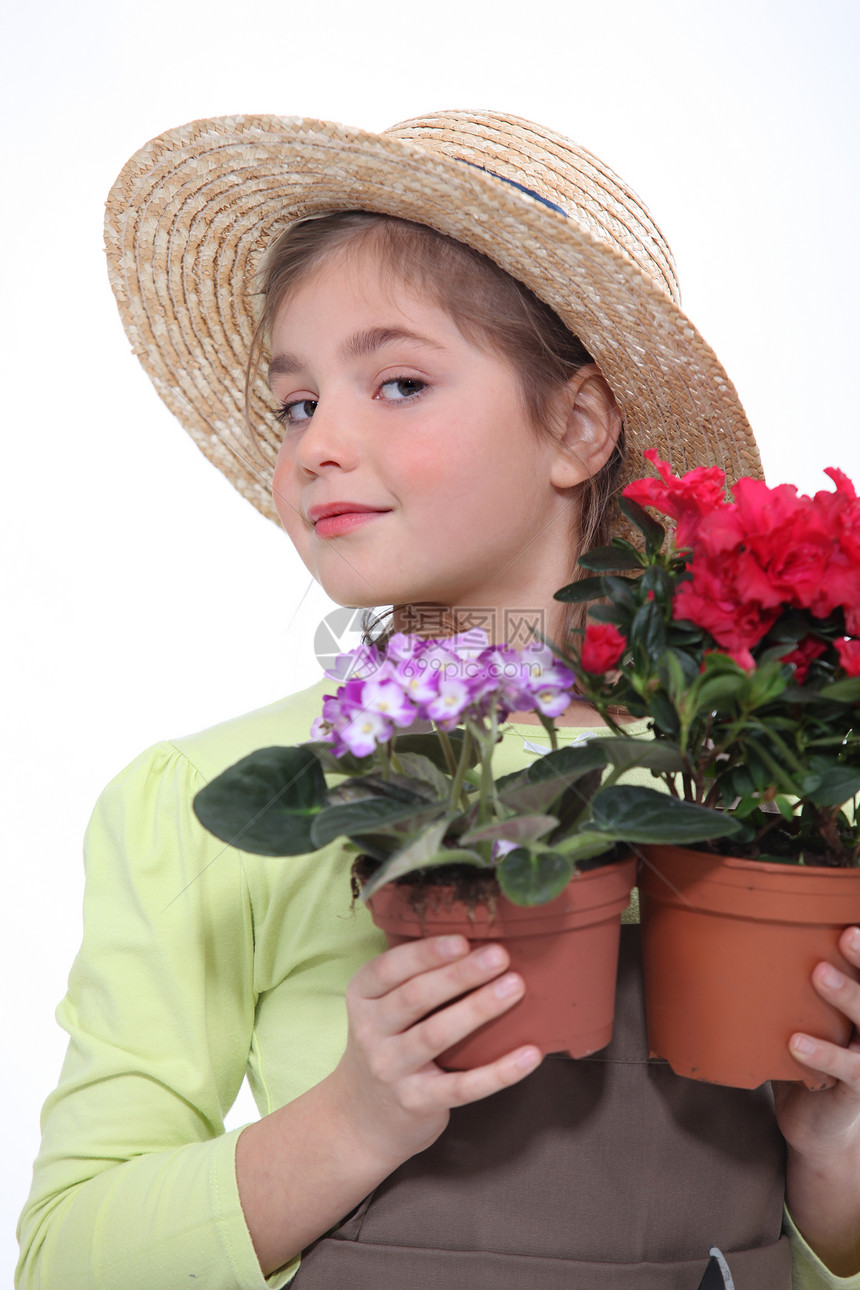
left=314, top=511, right=388, bottom=538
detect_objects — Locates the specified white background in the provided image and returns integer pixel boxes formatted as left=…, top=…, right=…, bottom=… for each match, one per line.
left=3, top=0, right=859, bottom=1279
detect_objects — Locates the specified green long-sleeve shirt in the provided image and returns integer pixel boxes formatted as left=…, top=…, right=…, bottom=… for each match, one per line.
left=16, top=681, right=858, bottom=1288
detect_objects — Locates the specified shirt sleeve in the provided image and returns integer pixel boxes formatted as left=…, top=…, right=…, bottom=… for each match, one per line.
left=16, top=741, right=295, bottom=1290
left=786, top=1206, right=860, bottom=1288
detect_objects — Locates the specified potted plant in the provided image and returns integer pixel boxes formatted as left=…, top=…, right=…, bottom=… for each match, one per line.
left=555, top=450, right=860, bottom=1088
left=192, top=631, right=734, bottom=1067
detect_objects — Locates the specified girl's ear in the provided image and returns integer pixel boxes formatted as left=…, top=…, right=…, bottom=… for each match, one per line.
left=548, top=364, right=623, bottom=488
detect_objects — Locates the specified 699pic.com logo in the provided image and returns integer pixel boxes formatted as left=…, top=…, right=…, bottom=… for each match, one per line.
left=313, top=608, right=370, bottom=675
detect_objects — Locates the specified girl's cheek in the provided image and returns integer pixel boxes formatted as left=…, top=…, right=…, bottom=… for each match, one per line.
left=271, top=457, right=301, bottom=535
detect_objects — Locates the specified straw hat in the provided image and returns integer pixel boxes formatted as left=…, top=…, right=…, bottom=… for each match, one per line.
left=104, top=109, right=762, bottom=527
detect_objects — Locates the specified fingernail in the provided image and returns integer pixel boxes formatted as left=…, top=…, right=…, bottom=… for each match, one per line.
left=516, top=1046, right=542, bottom=1070
left=478, top=946, right=506, bottom=970
left=848, top=927, right=860, bottom=949
left=439, top=936, right=466, bottom=958
left=792, top=1034, right=816, bottom=1056
left=821, top=963, right=845, bottom=989
left=494, top=972, right=522, bottom=999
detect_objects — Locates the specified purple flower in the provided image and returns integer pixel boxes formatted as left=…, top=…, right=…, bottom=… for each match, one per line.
left=338, top=709, right=396, bottom=758
left=517, top=643, right=577, bottom=716
left=308, top=633, right=577, bottom=754
left=360, top=677, right=418, bottom=729
left=425, top=676, right=474, bottom=729
left=324, top=643, right=380, bottom=683
left=393, top=657, right=441, bottom=706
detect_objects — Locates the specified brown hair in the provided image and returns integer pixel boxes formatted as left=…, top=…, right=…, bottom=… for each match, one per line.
left=247, top=211, right=624, bottom=645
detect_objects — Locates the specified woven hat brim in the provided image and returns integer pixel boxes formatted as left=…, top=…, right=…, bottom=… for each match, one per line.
left=105, top=114, right=762, bottom=528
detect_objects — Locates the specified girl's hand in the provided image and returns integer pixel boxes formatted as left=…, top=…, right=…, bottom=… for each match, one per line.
left=773, top=927, right=860, bottom=1277
left=326, top=935, right=542, bottom=1172
left=236, top=935, right=540, bottom=1274
left=772, top=926, right=860, bottom=1154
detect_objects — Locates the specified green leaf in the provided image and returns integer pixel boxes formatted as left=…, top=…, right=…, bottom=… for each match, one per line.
left=589, top=785, right=742, bottom=844
left=325, top=772, right=437, bottom=806
left=586, top=604, right=626, bottom=627
left=393, top=729, right=480, bottom=769
left=648, top=692, right=680, bottom=738
left=733, top=795, right=764, bottom=820
left=551, top=768, right=605, bottom=835
left=693, top=674, right=748, bottom=710
left=767, top=610, right=816, bottom=643
left=617, top=495, right=666, bottom=553
left=193, top=746, right=329, bottom=856
left=665, top=647, right=701, bottom=687
left=774, top=796, right=796, bottom=821
left=603, top=575, right=640, bottom=610
left=578, top=545, right=644, bottom=572
left=310, top=798, right=447, bottom=849
left=460, top=814, right=559, bottom=845
left=550, top=830, right=618, bottom=861
left=525, top=743, right=611, bottom=784
left=747, top=662, right=790, bottom=708
left=600, top=738, right=687, bottom=775
left=820, top=678, right=860, bottom=703
left=497, top=848, right=575, bottom=905
left=804, top=763, right=860, bottom=808
left=494, top=775, right=569, bottom=814
left=359, top=818, right=474, bottom=899
left=390, top=751, right=451, bottom=799
left=554, top=575, right=608, bottom=603
left=630, top=598, right=667, bottom=659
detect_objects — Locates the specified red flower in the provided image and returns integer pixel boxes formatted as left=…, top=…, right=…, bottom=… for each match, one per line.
left=781, top=637, right=827, bottom=684
left=581, top=623, right=627, bottom=673
left=623, top=449, right=728, bottom=549
left=673, top=553, right=780, bottom=651
left=835, top=638, right=860, bottom=677
left=729, top=478, right=839, bottom=615
left=819, top=468, right=860, bottom=562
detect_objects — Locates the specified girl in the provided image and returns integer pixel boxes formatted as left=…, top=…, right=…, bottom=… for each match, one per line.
left=16, top=110, right=860, bottom=1289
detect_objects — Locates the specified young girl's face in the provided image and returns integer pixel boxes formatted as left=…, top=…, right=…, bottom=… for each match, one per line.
left=269, top=244, right=587, bottom=634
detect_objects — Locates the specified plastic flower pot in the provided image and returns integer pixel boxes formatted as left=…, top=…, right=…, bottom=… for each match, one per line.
left=366, top=855, right=637, bottom=1070
left=638, top=846, right=860, bottom=1089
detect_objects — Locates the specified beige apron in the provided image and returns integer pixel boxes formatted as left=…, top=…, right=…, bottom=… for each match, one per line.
left=294, top=925, right=791, bottom=1288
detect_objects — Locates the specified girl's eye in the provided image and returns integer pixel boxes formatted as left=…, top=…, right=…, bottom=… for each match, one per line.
left=274, top=398, right=317, bottom=426
left=376, top=377, right=426, bottom=402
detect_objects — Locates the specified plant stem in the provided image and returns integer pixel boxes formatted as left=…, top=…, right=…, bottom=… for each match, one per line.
left=435, top=727, right=459, bottom=779
left=535, top=709, right=559, bottom=753
left=447, top=726, right=474, bottom=814
left=476, top=711, right=498, bottom=826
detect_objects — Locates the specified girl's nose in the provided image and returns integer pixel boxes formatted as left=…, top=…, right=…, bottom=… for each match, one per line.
left=294, top=396, right=360, bottom=475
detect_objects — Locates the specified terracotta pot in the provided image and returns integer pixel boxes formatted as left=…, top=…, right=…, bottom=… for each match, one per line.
left=638, top=846, right=860, bottom=1089
left=366, top=856, right=636, bottom=1069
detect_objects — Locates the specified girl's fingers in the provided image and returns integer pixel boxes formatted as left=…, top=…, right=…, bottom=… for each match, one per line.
left=839, top=926, right=860, bottom=967
left=353, top=936, right=472, bottom=1000
left=351, top=937, right=516, bottom=1034
left=439, top=1044, right=544, bottom=1107
left=787, top=928, right=860, bottom=1093
left=391, top=970, right=530, bottom=1075
left=789, top=1032, right=860, bottom=1094
left=811, top=954, right=860, bottom=1033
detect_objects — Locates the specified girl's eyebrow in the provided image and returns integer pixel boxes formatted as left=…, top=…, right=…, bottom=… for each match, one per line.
left=267, top=326, right=445, bottom=385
